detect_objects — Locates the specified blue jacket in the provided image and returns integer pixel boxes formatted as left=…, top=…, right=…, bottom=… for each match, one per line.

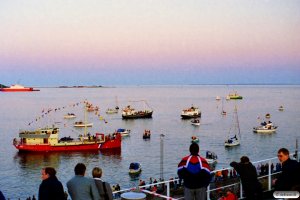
left=178, top=155, right=211, bottom=189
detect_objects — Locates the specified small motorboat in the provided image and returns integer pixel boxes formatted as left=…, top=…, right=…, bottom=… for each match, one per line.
left=221, top=110, right=227, bottom=115
left=191, top=119, right=200, bottom=126
left=227, top=91, right=243, bottom=100
left=106, top=108, right=118, bottom=114
left=253, top=125, right=278, bottom=133
left=116, top=128, right=131, bottom=137
left=216, top=96, right=221, bottom=101
left=278, top=105, right=284, bottom=111
left=206, top=151, right=218, bottom=166
left=143, top=130, right=151, bottom=139
left=253, top=121, right=277, bottom=133
left=129, top=162, right=142, bottom=175
left=265, top=113, right=271, bottom=118
left=191, top=136, right=199, bottom=143
left=64, top=113, right=76, bottom=119
left=73, top=121, right=93, bottom=127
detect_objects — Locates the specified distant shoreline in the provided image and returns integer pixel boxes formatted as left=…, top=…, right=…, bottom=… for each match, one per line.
left=2, top=84, right=300, bottom=89
left=34, top=83, right=300, bottom=88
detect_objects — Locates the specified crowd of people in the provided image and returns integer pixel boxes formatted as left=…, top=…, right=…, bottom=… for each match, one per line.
left=177, top=145, right=300, bottom=200
left=0, top=145, right=299, bottom=200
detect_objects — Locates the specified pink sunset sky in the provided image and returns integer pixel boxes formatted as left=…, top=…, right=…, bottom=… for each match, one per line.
left=0, top=0, right=299, bottom=85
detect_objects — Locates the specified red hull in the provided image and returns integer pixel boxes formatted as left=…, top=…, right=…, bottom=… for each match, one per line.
left=0, top=88, right=35, bottom=92
left=14, top=137, right=121, bottom=152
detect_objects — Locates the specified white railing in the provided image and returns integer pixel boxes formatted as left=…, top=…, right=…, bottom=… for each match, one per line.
left=112, top=156, right=285, bottom=200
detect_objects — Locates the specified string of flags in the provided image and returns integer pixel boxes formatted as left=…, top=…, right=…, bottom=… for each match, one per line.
left=27, top=100, right=108, bottom=126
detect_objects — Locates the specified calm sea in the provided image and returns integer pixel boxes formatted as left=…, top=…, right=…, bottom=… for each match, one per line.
left=1, top=85, right=300, bottom=199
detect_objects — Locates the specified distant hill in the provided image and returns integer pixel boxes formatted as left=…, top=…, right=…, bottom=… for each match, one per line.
left=0, top=84, right=8, bottom=88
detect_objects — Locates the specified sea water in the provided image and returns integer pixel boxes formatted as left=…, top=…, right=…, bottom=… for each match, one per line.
left=0, top=85, right=299, bottom=199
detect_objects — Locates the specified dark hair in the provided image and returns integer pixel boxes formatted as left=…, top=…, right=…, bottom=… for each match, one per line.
left=240, top=156, right=250, bottom=163
left=278, top=148, right=289, bottom=155
left=74, top=163, right=86, bottom=175
left=189, top=143, right=199, bottom=155
left=44, top=167, right=56, bottom=177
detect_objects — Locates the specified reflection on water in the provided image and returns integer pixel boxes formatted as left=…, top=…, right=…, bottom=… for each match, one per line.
left=14, top=150, right=121, bottom=169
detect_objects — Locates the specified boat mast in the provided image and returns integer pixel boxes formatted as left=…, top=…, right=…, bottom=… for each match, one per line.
left=84, top=102, right=87, bottom=137
left=235, top=105, right=241, bottom=139
left=115, top=96, right=119, bottom=110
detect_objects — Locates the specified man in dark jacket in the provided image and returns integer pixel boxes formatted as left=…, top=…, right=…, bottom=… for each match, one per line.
left=178, top=143, right=211, bottom=200
left=38, top=167, right=66, bottom=200
left=230, top=156, right=262, bottom=200
left=275, top=148, right=300, bottom=191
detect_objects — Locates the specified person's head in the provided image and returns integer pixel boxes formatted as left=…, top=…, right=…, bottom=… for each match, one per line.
left=189, top=142, right=199, bottom=156
left=92, top=167, right=102, bottom=178
left=226, top=189, right=233, bottom=196
left=277, top=148, right=289, bottom=163
left=41, top=167, right=56, bottom=180
left=74, top=163, right=86, bottom=176
left=239, top=156, right=250, bottom=164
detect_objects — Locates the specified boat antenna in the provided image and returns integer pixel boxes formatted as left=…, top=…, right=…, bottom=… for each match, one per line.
left=160, top=133, right=165, bottom=180
left=84, top=101, right=87, bottom=137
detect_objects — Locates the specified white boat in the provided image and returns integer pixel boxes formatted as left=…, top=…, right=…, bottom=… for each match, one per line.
left=216, top=96, right=221, bottom=101
left=225, top=106, right=240, bottom=147
left=106, top=96, right=120, bottom=114
left=64, top=113, right=76, bottom=119
left=205, top=151, right=218, bottom=166
left=73, top=121, right=93, bottom=127
left=116, top=128, right=130, bottom=137
left=191, top=119, right=200, bottom=126
left=106, top=108, right=118, bottom=114
left=225, top=135, right=240, bottom=147
left=226, top=95, right=230, bottom=101
left=181, top=105, right=201, bottom=119
left=253, top=123, right=278, bottom=133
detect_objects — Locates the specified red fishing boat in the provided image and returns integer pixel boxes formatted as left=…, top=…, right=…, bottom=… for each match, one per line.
left=0, top=84, right=39, bottom=92
left=13, top=126, right=121, bottom=152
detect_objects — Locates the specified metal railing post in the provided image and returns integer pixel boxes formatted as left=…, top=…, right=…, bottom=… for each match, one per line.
left=167, top=181, right=170, bottom=198
left=268, top=160, right=272, bottom=191
left=240, top=181, right=243, bottom=199
left=207, top=184, right=210, bottom=200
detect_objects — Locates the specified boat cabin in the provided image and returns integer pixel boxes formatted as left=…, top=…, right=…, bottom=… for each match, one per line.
left=18, top=127, right=59, bottom=145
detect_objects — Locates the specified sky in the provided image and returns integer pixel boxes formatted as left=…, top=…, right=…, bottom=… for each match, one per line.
left=0, top=0, right=300, bottom=86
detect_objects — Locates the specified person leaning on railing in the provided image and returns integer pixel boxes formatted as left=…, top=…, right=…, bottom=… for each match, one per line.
left=230, top=156, right=262, bottom=200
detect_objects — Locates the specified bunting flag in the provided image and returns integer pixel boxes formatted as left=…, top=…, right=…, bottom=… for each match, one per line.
left=27, top=100, right=108, bottom=126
